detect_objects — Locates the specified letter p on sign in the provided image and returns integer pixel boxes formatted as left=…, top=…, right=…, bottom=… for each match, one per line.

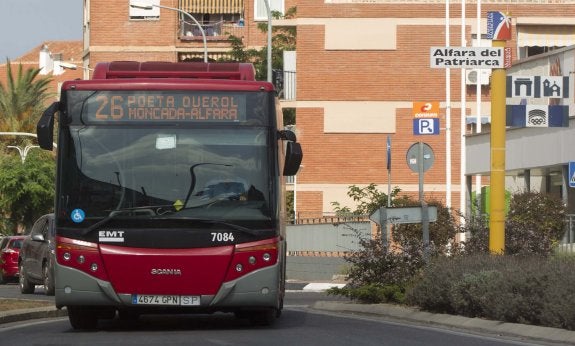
left=413, top=118, right=440, bottom=135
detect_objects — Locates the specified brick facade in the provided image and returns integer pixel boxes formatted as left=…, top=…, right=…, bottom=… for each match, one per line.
left=292, top=1, right=575, bottom=218
left=82, top=0, right=575, bottom=220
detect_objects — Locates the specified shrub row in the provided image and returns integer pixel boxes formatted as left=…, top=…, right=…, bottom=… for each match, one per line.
left=405, top=254, right=575, bottom=330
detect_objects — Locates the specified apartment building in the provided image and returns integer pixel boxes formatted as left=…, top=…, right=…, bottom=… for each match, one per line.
left=292, top=0, right=575, bottom=219
left=82, top=0, right=575, bottom=220
left=82, top=0, right=294, bottom=74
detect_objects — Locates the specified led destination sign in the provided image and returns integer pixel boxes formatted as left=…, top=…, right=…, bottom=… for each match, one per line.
left=85, top=91, right=247, bottom=123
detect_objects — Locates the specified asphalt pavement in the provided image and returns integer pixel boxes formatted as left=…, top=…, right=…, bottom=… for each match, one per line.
left=2, top=282, right=575, bottom=345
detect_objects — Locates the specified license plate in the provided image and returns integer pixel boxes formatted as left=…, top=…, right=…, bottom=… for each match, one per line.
left=132, top=295, right=201, bottom=306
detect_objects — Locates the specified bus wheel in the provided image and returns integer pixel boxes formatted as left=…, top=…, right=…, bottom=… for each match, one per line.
left=68, top=307, right=98, bottom=330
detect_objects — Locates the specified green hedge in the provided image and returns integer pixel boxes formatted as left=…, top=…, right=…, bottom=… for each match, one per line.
left=405, top=254, right=575, bottom=330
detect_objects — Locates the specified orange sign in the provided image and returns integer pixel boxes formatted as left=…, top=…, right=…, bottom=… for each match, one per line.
left=413, top=101, right=439, bottom=118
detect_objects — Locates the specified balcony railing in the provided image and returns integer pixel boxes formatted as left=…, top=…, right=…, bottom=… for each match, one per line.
left=273, top=70, right=296, bottom=101
left=179, top=20, right=245, bottom=41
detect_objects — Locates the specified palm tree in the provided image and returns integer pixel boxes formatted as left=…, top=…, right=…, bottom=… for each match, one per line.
left=0, top=59, right=53, bottom=134
left=0, top=60, right=54, bottom=233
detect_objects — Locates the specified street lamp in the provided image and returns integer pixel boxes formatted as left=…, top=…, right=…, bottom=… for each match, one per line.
left=59, top=62, right=94, bottom=71
left=130, top=1, right=207, bottom=63
left=0, top=132, right=57, bottom=149
left=6, top=145, right=40, bottom=163
left=262, top=0, right=272, bottom=83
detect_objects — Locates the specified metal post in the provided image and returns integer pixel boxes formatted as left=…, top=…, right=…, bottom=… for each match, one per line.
left=418, top=142, right=430, bottom=257
left=6, top=145, right=39, bottom=163
left=489, top=39, right=507, bottom=255
left=263, top=0, right=272, bottom=82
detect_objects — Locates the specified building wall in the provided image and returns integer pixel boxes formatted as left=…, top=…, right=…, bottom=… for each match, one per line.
left=84, top=0, right=575, bottom=219
left=86, top=0, right=290, bottom=67
left=293, top=0, right=575, bottom=218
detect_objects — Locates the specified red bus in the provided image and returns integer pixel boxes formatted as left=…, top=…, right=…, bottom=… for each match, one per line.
left=36, top=61, right=302, bottom=329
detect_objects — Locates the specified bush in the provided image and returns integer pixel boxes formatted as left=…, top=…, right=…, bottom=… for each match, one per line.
left=505, top=191, right=566, bottom=255
left=405, top=254, right=575, bottom=330
left=463, top=191, right=567, bottom=256
left=327, top=284, right=406, bottom=304
left=342, top=229, right=427, bottom=290
left=393, top=200, right=458, bottom=253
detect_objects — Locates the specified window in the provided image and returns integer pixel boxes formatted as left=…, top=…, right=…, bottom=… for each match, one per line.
left=129, top=0, right=160, bottom=20
left=254, top=0, right=283, bottom=21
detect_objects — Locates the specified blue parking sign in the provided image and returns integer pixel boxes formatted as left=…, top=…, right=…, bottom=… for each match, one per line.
left=413, top=118, right=440, bottom=135
left=569, top=162, right=575, bottom=188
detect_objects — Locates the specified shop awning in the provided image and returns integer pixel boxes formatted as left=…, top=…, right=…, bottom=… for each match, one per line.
left=179, top=0, right=244, bottom=14
left=517, top=25, right=575, bottom=47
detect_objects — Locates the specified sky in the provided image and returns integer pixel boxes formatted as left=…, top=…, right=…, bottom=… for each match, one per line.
left=0, top=0, right=83, bottom=61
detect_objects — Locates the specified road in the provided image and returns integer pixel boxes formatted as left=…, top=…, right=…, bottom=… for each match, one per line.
left=0, top=283, right=545, bottom=346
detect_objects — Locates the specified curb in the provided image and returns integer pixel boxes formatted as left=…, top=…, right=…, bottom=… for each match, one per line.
left=0, top=306, right=67, bottom=325
left=302, top=283, right=346, bottom=292
left=311, top=301, right=575, bottom=345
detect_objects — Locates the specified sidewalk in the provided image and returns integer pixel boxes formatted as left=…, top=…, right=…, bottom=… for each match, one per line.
left=311, top=300, right=575, bottom=345
left=0, top=306, right=67, bottom=325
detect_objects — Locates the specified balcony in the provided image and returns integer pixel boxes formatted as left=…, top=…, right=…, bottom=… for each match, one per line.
left=179, top=19, right=245, bottom=42
left=273, top=69, right=296, bottom=102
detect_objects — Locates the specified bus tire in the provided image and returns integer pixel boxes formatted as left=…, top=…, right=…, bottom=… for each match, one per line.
left=68, top=307, right=98, bottom=330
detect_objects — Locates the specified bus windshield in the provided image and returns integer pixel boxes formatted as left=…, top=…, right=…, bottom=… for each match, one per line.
left=58, top=126, right=273, bottom=229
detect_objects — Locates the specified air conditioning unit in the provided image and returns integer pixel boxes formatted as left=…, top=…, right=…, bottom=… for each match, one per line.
left=466, top=69, right=491, bottom=85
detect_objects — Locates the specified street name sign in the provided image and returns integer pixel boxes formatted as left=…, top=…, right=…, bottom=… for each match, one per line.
left=430, top=47, right=511, bottom=69
left=370, top=206, right=438, bottom=225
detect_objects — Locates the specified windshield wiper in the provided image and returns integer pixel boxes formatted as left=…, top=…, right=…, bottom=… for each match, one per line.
left=81, top=205, right=174, bottom=236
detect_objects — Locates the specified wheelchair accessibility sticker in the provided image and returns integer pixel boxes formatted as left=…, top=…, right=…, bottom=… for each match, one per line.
left=71, top=209, right=86, bottom=223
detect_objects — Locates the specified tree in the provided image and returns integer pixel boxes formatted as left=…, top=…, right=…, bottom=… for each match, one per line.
left=0, top=60, right=53, bottom=135
left=331, top=184, right=457, bottom=250
left=331, top=183, right=407, bottom=216
left=0, top=149, right=55, bottom=234
left=222, top=7, right=297, bottom=81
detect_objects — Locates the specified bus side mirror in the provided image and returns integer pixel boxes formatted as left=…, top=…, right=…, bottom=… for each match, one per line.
left=278, top=129, right=297, bottom=142
left=37, top=102, right=58, bottom=150
left=283, top=142, right=302, bottom=176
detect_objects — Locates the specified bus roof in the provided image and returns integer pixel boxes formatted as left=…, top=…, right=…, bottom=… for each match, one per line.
left=92, top=61, right=257, bottom=81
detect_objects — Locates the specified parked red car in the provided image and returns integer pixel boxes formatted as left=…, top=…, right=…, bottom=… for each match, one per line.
left=0, top=235, right=26, bottom=283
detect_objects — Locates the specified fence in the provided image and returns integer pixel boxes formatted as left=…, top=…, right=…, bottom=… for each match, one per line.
left=285, top=214, right=575, bottom=280
left=287, top=220, right=371, bottom=255
left=285, top=218, right=371, bottom=281
left=558, top=214, right=575, bottom=252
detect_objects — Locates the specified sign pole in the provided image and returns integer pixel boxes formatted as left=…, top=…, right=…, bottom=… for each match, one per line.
left=385, top=135, right=392, bottom=249
left=418, top=142, right=430, bottom=256
left=489, top=38, right=506, bottom=254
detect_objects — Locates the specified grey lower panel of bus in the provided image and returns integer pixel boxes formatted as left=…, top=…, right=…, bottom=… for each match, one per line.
left=55, top=264, right=279, bottom=311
